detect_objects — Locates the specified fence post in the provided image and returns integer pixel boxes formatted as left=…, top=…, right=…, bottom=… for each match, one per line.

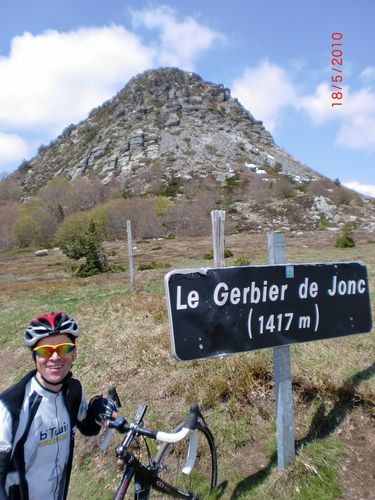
left=268, top=232, right=295, bottom=470
left=211, top=210, right=226, bottom=268
left=126, top=220, right=135, bottom=290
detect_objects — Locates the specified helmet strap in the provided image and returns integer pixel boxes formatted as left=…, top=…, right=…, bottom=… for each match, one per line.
left=39, top=370, right=73, bottom=387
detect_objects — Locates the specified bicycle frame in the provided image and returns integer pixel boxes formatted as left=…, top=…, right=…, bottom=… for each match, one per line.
left=100, top=394, right=214, bottom=500
left=113, top=451, right=197, bottom=499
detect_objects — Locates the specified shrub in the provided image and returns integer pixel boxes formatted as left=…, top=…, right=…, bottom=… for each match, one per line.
left=233, top=256, right=251, bottom=265
left=335, top=233, right=355, bottom=248
left=56, top=217, right=109, bottom=277
left=157, top=176, right=181, bottom=198
left=154, top=196, right=172, bottom=216
left=137, top=261, right=171, bottom=271
left=318, top=213, right=331, bottom=229
left=335, top=222, right=356, bottom=248
left=271, top=178, right=295, bottom=199
left=110, top=263, right=127, bottom=273
left=204, top=249, right=233, bottom=260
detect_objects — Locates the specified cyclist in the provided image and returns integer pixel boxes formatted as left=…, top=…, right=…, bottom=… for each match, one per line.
left=0, top=311, right=118, bottom=500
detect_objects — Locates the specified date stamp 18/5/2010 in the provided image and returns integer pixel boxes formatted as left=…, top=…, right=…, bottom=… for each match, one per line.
left=331, top=32, right=343, bottom=107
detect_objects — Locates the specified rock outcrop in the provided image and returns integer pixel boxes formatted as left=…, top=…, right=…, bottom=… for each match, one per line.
left=13, top=67, right=320, bottom=193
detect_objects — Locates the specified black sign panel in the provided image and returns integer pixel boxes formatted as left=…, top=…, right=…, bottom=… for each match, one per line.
left=164, top=261, right=372, bottom=361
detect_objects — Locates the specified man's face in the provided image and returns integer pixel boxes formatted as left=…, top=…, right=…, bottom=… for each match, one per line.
left=34, top=333, right=76, bottom=390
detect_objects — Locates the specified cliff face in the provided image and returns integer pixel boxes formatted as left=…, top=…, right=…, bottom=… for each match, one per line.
left=13, top=67, right=320, bottom=193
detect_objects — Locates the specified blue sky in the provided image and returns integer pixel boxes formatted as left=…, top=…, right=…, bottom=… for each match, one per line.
left=1, top=0, right=374, bottom=196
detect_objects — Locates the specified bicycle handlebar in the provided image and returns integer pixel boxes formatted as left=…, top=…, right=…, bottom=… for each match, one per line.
left=154, top=402, right=198, bottom=443
left=99, top=396, right=199, bottom=452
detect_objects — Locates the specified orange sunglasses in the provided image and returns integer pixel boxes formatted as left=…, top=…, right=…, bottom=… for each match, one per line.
left=33, top=342, right=75, bottom=358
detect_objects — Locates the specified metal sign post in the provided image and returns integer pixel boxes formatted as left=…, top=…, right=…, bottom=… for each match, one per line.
left=126, top=220, right=135, bottom=290
left=211, top=210, right=225, bottom=268
left=268, top=233, right=295, bottom=470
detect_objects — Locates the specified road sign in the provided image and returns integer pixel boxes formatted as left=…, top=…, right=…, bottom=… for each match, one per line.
left=164, top=261, right=372, bottom=361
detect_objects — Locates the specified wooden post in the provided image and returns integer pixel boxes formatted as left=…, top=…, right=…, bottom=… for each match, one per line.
left=211, top=210, right=226, bottom=268
left=268, top=232, right=295, bottom=470
left=126, top=220, right=135, bottom=290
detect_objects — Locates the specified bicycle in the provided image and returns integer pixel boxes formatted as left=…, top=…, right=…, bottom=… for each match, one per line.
left=99, top=388, right=218, bottom=499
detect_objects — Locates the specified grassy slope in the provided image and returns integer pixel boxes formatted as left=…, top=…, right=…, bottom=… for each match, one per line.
left=0, top=230, right=374, bottom=499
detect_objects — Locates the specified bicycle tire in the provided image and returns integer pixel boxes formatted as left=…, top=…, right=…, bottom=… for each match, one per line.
left=152, top=418, right=218, bottom=499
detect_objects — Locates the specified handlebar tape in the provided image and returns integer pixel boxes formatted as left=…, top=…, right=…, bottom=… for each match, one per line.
left=184, top=403, right=199, bottom=430
left=107, top=387, right=121, bottom=408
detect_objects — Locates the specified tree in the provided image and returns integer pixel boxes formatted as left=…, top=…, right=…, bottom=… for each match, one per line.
left=12, top=214, right=42, bottom=248
left=0, top=202, right=18, bottom=249
left=13, top=198, right=59, bottom=246
left=70, top=177, right=106, bottom=211
left=56, top=216, right=108, bottom=277
left=0, top=178, right=22, bottom=203
left=38, top=177, right=74, bottom=219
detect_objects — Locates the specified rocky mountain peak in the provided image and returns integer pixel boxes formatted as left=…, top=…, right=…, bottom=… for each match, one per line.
left=7, top=67, right=374, bottom=233
left=13, top=67, right=320, bottom=194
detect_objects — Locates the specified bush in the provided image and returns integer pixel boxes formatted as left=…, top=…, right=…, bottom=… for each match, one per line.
left=203, top=250, right=213, bottom=260
left=137, top=261, right=171, bottom=271
left=233, top=256, right=251, bottom=265
left=56, top=217, right=109, bottom=277
left=158, top=176, right=181, bottom=198
left=335, top=233, right=356, bottom=248
left=204, top=249, right=233, bottom=260
left=335, top=222, right=356, bottom=248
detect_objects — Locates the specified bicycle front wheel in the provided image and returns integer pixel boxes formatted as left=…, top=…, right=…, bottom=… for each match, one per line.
left=153, top=419, right=218, bottom=499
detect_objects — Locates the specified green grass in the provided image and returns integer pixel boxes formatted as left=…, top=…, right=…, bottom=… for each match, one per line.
left=68, top=464, right=117, bottom=500
left=0, top=280, right=131, bottom=346
left=0, top=232, right=374, bottom=499
left=234, top=437, right=344, bottom=499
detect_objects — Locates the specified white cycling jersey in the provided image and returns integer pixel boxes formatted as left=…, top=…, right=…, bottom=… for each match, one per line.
left=0, top=375, right=88, bottom=500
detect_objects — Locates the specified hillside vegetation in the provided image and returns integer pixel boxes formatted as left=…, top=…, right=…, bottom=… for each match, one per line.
left=0, top=229, right=374, bottom=499
left=1, top=172, right=373, bottom=254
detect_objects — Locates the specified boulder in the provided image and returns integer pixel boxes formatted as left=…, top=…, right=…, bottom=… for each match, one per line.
left=35, top=249, right=49, bottom=257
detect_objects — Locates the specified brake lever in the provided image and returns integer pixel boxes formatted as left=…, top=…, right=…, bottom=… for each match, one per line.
left=99, top=387, right=122, bottom=452
left=182, top=428, right=199, bottom=475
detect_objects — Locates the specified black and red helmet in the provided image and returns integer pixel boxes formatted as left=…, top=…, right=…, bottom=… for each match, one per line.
left=24, top=311, right=79, bottom=347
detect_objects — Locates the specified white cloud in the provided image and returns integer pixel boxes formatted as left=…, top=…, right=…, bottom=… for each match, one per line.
left=360, top=66, right=375, bottom=84
left=131, top=5, right=221, bottom=69
left=333, top=87, right=375, bottom=152
left=0, top=133, right=29, bottom=165
left=344, top=181, right=375, bottom=198
left=0, top=8, right=223, bottom=170
left=299, top=84, right=375, bottom=152
left=232, top=60, right=375, bottom=153
left=298, top=83, right=337, bottom=124
left=0, top=26, right=154, bottom=133
left=336, top=114, right=375, bottom=152
left=231, top=60, right=297, bottom=133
